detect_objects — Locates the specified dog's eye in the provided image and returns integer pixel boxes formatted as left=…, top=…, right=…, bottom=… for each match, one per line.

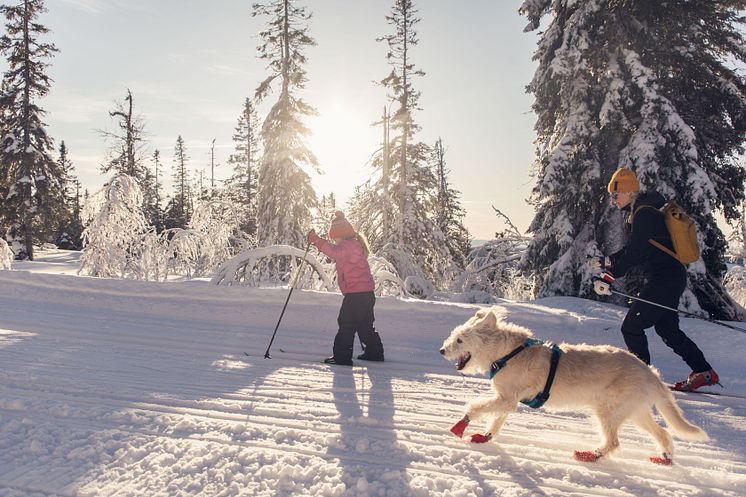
left=456, top=338, right=462, bottom=344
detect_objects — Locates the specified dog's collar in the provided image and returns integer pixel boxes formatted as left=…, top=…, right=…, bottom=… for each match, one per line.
left=488, top=338, right=543, bottom=379
left=488, top=339, right=563, bottom=410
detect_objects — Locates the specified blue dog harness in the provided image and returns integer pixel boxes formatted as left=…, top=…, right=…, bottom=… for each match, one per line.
left=488, top=338, right=563, bottom=409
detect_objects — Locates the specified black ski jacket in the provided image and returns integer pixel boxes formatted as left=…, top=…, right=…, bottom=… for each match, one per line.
left=609, top=191, right=684, bottom=280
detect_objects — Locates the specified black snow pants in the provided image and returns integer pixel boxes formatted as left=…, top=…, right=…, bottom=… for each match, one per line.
left=333, top=291, right=384, bottom=362
left=620, top=266, right=711, bottom=372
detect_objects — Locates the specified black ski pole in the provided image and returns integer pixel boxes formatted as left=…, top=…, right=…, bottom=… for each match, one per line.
left=610, top=289, right=746, bottom=334
left=264, top=241, right=312, bottom=359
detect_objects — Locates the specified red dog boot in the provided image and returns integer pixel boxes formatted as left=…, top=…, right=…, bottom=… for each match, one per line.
left=650, top=453, right=673, bottom=465
left=450, top=415, right=470, bottom=438
left=573, top=450, right=603, bottom=463
left=470, top=433, right=492, bottom=443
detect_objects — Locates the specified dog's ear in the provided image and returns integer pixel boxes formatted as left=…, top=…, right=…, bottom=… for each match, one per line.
left=480, top=310, right=498, bottom=330
left=475, top=308, right=489, bottom=319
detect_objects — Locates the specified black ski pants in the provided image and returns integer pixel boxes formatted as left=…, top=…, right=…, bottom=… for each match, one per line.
left=620, top=269, right=711, bottom=373
left=333, top=291, right=384, bottom=362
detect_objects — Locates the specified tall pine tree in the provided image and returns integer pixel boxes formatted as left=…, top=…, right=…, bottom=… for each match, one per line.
left=164, top=136, right=190, bottom=229
left=349, top=0, right=453, bottom=287
left=519, top=0, right=746, bottom=319
left=0, top=0, right=60, bottom=260
left=142, top=149, right=165, bottom=232
left=54, top=140, right=82, bottom=249
left=432, top=137, right=471, bottom=268
left=226, top=97, right=260, bottom=237
left=253, top=0, right=319, bottom=248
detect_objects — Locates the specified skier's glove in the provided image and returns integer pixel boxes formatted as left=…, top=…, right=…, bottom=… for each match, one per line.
left=587, top=256, right=611, bottom=273
left=593, top=271, right=615, bottom=296
left=306, top=229, right=319, bottom=244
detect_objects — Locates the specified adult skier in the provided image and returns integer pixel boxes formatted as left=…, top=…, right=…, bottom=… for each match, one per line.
left=591, top=167, right=719, bottom=392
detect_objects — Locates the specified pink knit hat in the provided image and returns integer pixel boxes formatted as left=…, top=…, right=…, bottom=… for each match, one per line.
left=328, top=211, right=355, bottom=239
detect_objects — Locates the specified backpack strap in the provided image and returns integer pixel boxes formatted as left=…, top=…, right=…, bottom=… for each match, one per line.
left=631, top=204, right=680, bottom=262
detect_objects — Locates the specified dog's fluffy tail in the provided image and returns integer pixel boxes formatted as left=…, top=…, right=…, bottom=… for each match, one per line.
left=655, top=383, right=708, bottom=441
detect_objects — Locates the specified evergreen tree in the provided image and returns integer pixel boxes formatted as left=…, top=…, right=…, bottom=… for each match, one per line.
left=349, top=0, right=453, bottom=287
left=142, top=149, right=165, bottom=232
left=164, top=136, right=190, bottom=229
left=226, top=97, right=260, bottom=237
left=54, top=140, right=82, bottom=249
left=432, top=138, right=471, bottom=268
left=99, top=88, right=148, bottom=183
left=253, top=0, right=319, bottom=247
left=519, top=0, right=746, bottom=319
left=0, top=0, right=60, bottom=260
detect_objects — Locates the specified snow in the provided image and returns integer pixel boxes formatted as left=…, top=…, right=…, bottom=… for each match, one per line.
left=1, top=249, right=745, bottom=497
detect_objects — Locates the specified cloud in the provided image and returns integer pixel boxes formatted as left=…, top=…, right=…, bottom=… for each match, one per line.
left=45, top=91, right=111, bottom=124
left=59, top=0, right=156, bottom=15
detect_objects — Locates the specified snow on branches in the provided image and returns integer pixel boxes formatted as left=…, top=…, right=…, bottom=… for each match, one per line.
left=0, top=238, right=13, bottom=269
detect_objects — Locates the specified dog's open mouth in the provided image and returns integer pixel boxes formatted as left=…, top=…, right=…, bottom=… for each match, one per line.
left=456, top=353, right=471, bottom=370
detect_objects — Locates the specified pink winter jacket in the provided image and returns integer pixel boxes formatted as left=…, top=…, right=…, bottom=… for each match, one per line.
left=309, top=234, right=375, bottom=294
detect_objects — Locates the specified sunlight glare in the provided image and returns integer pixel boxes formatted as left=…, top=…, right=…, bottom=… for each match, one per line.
left=307, top=99, right=379, bottom=207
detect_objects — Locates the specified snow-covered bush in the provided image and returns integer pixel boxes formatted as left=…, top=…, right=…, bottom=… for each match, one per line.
left=453, top=235, right=532, bottom=300
left=164, top=200, right=244, bottom=278
left=211, top=245, right=334, bottom=289
left=79, top=174, right=152, bottom=278
left=212, top=245, right=409, bottom=297
left=0, top=239, right=13, bottom=269
left=368, top=255, right=407, bottom=297
left=404, top=276, right=434, bottom=299
left=724, top=265, right=746, bottom=311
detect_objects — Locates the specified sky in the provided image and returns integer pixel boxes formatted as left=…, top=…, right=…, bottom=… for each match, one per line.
left=23, top=0, right=539, bottom=240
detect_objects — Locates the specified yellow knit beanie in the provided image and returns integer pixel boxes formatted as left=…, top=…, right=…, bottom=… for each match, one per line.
left=607, top=168, right=640, bottom=193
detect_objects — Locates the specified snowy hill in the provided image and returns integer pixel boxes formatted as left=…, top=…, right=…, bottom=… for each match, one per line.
left=1, top=251, right=745, bottom=497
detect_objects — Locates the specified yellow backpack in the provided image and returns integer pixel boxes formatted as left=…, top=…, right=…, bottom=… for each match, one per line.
left=634, top=201, right=700, bottom=265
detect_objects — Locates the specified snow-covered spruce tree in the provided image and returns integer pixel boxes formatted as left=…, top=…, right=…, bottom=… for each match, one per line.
left=349, top=0, right=454, bottom=289
left=99, top=89, right=149, bottom=183
left=519, top=0, right=746, bottom=319
left=0, top=0, right=60, bottom=260
left=432, top=137, right=471, bottom=269
left=164, top=135, right=190, bottom=229
left=226, top=97, right=260, bottom=238
left=252, top=0, right=319, bottom=248
left=79, top=174, right=152, bottom=278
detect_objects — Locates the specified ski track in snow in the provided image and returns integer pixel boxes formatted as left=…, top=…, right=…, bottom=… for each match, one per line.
left=1, top=258, right=746, bottom=497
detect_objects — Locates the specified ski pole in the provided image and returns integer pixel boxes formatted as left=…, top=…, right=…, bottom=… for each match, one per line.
left=264, top=241, right=312, bottom=359
left=610, top=289, right=746, bottom=334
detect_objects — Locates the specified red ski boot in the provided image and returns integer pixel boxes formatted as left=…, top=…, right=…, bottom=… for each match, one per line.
left=672, top=369, right=720, bottom=392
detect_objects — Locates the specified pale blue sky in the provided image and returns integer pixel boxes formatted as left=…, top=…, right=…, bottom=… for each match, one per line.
left=34, top=0, right=539, bottom=239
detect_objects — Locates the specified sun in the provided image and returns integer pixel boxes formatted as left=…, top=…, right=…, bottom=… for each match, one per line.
left=306, top=99, right=380, bottom=205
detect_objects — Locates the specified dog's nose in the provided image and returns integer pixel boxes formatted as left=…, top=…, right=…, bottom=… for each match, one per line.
left=439, top=348, right=445, bottom=355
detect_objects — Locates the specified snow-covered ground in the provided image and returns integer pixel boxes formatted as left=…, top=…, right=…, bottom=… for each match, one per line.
left=1, top=249, right=745, bottom=497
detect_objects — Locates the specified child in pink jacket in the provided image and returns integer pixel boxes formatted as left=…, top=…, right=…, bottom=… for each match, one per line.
left=307, top=211, right=384, bottom=366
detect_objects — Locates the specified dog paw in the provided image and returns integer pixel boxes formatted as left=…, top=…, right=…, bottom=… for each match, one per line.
left=573, top=450, right=602, bottom=463
left=469, top=433, right=492, bottom=443
left=450, top=416, right=470, bottom=438
left=649, top=454, right=673, bottom=466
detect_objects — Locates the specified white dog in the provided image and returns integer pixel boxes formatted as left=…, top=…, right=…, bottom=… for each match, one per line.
left=440, top=307, right=707, bottom=464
